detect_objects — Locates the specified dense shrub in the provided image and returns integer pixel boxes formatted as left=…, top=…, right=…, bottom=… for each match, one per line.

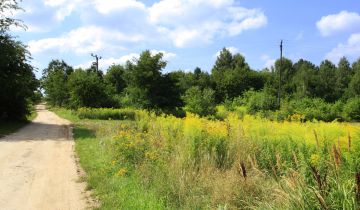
left=343, top=97, right=360, bottom=121
left=242, top=89, right=277, bottom=114
left=77, top=108, right=136, bottom=120
left=183, top=86, right=216, bottom=117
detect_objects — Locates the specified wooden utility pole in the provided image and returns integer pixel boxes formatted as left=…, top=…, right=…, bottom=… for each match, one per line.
left=91, top=53, right=102, bottom=72
left=278, top=40, right=283, bottom=108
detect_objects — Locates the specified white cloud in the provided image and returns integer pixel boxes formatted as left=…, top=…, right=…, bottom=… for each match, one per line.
left=150, top=50, right=177, bottom=60
left=28, top=26, right=144, bottom=55
left=214, top=46, right=240, bottom=57
left=149, top=0, right=267, bottom=47
left=32, top=0, right=266, bottom=48
left=261, top=54, right=275, bottom=69
left=316, top=11, right=360, bottom=36
left=92, top=0, right=145, bottom=14
left=325, top=33, right=360, bottom=62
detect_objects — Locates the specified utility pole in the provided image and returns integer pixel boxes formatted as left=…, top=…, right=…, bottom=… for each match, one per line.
left=278, top=40, right=283, bottom=108
left=91, top=53, right=102, bottom=72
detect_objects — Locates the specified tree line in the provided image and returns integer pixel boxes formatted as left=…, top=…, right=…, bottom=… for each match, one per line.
left=41, top=48, right=360, bottom=121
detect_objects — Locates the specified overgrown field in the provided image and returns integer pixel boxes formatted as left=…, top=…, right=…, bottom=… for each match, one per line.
left=55, top=108, right=360, bottom=209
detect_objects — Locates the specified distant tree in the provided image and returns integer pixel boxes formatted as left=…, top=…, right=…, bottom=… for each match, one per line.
left=169, top=68, right=213, bottom=96
left=212, top=48, right=264, bottom=102
left=348, top=58, right=360, bottom=97
left=124, top=50, right=181, bottom=109
left=104, top=64, right=126, bottom=94
left=317, top=60, right=338, bottom=102
left=67, top=69, right=110, bottom=108
left=274, top=57, right=294, bottom=95
left=336, top=57, right=353, bottom=99
left=41, top=60, right=73, bottom=106
left=183, top=86, right=216, bottom=117
left=292, top=59, right=318, bottom=98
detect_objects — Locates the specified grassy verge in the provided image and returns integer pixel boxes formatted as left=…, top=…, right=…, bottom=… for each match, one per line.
left=54, top=107, right=360, bottom=209
left=0, top=107, right=38, bottom=137
left=53, top=108, right=164, bottom=209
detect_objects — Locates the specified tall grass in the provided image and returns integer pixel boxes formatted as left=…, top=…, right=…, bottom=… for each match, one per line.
left=57, top=107, right=360, bottom=209
left=77, top=108, right=136, bottom=120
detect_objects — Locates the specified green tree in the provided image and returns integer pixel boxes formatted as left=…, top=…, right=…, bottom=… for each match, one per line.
left=41, top=60, right=73, bottom=106
left=292, top=59, right=319, bottom=98
left=104, top=64, right=126, bottom=94
left=68, top=69, right=111, bottom=108
left=183, top=86, right=216, bottom=117
left=0, top=34, right=38, bottom=120
left=0, top=1, right=38, bottom=121
left=317, top=60, right=338, bottom=102
left=212, top=48, right=264, bottom=102
left=336, top=57, right=353, bottom=99
left=124, top=50, right=181, bottom=109
left=274, top=57, right=294, bottom=95
left=348, top=58, right=360, bottom=97
left=0, top=0, right=25, bottom=32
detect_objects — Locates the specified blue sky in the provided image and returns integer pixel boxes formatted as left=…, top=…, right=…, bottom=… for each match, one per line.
left=9, top=0, right=360, bottom=78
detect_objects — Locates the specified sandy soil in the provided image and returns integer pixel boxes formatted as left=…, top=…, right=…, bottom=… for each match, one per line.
left=0, top=104, right=88, bottom=210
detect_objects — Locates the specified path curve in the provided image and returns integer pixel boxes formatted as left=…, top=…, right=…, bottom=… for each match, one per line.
left=0, top=104, right=87, bottom=210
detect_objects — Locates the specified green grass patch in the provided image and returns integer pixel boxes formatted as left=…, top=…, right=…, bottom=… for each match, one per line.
left=54, top=109, right=165, bottom=209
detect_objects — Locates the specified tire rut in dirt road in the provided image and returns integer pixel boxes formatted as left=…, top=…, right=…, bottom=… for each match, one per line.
left=0, top=105, right=88, bottom=210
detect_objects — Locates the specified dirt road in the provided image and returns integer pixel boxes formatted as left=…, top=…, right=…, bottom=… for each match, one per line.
left=0, top=105, right=87, bottom=210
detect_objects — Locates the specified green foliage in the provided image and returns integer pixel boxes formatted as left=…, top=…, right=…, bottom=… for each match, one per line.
left=183, top=86, right=216, bottom=117
left=0, top=0, right=25, bottom=32
left=124, top=50, right=182, bottom=110
left=68, top=69, right=111, bottom=108
left=76, top=108, right=136, bottom=120
left=0, top=33, right=38, bottom=121
left=343, top=97, right=360, bottom=121
left=212, top=48, right=264, bottom=102
left=41, top=60, right=73, bottom=106
left=292, top=59, right=319, bottom=98
left=317, top=60, right=338, bottom=102
left=104, top=64, right=126, bottom=94
left=57, top=107, right=360, bottom=209
left=242, top=89, right=278, bottom=114
left=348, top=59, right=360, bottom=97
left=336, top=57, right=353, bottom=98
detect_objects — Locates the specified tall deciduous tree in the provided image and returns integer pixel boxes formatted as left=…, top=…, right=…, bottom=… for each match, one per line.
left=212, top=48, right=264, bottom=102
left=317, top=60, right=337, bottom=102
left=336, top=57, right=353, bottom=99
left=292, top=59, right=318, bottom=98
left=124, top=50, right=181, bottom=109
left=68, top=69, right=110, bottom=108
left=348, top=58, right=360, bottom=97
left=104, top=64, right=126, bottom=94
left=0, top=0, right=38, bottom=121
left=41, top=60, right=73, bottom=106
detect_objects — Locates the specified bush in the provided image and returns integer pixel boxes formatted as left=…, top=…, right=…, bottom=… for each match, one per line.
left=242, top=89, right=277, bottom=114
left=283, top=98, right=343, bottom=122
left=77, top=108, right=136, bottom=120
left=343, top=97, right=360, bottom=121
left=183, top=86, right=216, bottom=117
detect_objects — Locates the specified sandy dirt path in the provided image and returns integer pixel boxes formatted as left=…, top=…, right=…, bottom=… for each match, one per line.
left=0, top=105, right=87, bottom=210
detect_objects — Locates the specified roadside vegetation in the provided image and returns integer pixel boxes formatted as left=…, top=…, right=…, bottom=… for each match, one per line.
left=0, top=0, right=41, bottom=136
left=55, top=107, right=360, bottom=209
